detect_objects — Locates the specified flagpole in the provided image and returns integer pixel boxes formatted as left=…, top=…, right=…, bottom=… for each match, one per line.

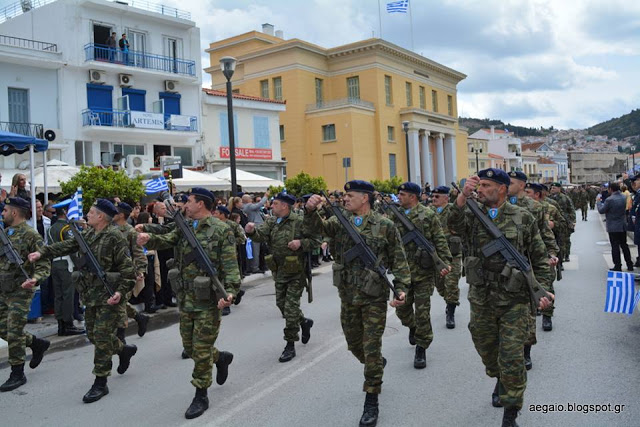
left=378, top=0, right=383, bottom=39
left=408, top=0, right=415, bottom=51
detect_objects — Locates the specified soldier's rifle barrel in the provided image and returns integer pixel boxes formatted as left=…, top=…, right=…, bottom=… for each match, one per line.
left=69, top=221, right=115, bottom=297
left=0, top=226, right=30, bottom=280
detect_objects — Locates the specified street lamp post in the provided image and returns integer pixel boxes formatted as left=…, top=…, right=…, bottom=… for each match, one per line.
left=402, top=121, right=410, bottom=181
left=220, top=56, right=238, bottom=196
left=471, top=146, right=482, bottom=174
left=633, top=150, right=637, bottom=173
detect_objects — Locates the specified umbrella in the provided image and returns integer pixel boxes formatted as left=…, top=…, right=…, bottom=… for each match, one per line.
left=211, top=167, right=284, bottom=192
left=32, top=160, right=80, bottom=194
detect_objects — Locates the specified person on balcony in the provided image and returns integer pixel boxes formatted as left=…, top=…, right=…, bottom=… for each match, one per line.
left=119, top=34, right=129, bottom=65
left=105, top=32, right=117, bottom=62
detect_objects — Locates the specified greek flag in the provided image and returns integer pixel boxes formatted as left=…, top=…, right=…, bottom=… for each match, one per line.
left=67, top=191, right=82, bottom=220
left=604, top=271, right=639, bottom=315
left=390, top=194, right=399, bottom=203
left=387, top=0, right=409, bottom=13
left=146, top=177, right=169, bottom=195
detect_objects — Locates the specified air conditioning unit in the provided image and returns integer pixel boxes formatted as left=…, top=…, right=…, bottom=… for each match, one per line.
left=89, top=69, right=106, bottom=84
left=164, top=80, right=178, bottom=92
left=119, top=73, right=133, bottom=87
left=43, top=128, right=62, bottom=144
left=101, top=152, right=123, bottom=167
left=126, top=154, right=152, bottom=177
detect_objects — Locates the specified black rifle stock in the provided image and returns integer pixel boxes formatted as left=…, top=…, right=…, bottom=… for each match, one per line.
left=161, top=193, right=228, bottom=300
left=320, top=192, right=400, bottom=299
left=450, top=183, right=551, bottom=309
left=0, top=226, right=30, bottom=280
left=305, top=251, right=313, bottom=303
left=69, top=221, right=114, bottom=297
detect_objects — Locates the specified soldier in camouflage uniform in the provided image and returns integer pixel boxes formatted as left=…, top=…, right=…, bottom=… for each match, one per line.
left=588, top=186, right=598, bottom=210
left=113, top=202, right=149, bottom=339
left=430, top=186, right=462, bottom=329
left=137, top=188, right=238, bottom=419
left=0, top=198, right=51, bottom=392
left=391, top=182, right=451, bottom=370
left=213, top=205, right=247, bottom=313
left=304, top=180, right=409, bottom=427
left=550, top=183, right=576, bottom=262
left=576, top=187, right=589, bottom=221
left=30, top=199, right=137, bottom=403
left=246, top=192, right=320, bottom=363
left=448, top=169, right=553, bottom=427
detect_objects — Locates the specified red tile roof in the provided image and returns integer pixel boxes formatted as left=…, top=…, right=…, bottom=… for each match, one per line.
left=202, top=88, right=286, bottom=104
left=537, top=157, right=556, bottom=164
left=522, top=142, right=546, bottom=151
left=481, top=128, right=510, bottom=134
left=488, top=153, right=504, bottom=159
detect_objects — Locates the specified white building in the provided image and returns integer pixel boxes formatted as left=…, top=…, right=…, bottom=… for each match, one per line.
left=470, top=127, right=523, bottom=172
left=0, top=0, right=202, bottom=174
left=202, top=89, right=286, bottom=180
left=521, top=141, right=570, bottom=184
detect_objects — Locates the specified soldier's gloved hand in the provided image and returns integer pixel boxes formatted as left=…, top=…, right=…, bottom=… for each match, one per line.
left=137, top=233, right=150, bottom=246
left=287, top=239, right=301, bottom=251
left=305, top=195, right=323, bottom=211
left=135, top=224, right=145, bottom=232
left=538, top=292, right=554, bottom=311
left=245, top=223, right=255, bottom=234
left=27, top=252, right=41, bottom=263
left=390, top=291, right=406, bottom=308
left=21, top=278, right=37, bottom=289
left=107, top=292, right=122, bottom=305
left=440, top=266, right=451, bottom=277
left=217, top=294, right=234, bottom=309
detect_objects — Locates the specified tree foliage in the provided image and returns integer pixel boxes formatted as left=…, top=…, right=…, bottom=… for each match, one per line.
left=459, top=117, right=547, bottom=137
left=371, top=176, right=404, bottom=194
left=282, top=171, right=327, bottom=196
left=588, top=109, right=640, bottom=140
left=59, top=166, right=145, bottom=212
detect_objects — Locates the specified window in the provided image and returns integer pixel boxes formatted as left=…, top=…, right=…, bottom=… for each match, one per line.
left=232, top=89, right=240, bottom=94
left=173, top=147, right=192, bottom=166
left=75, top=141, right=93, bottom=166
left=384, top=75, right=392, bottom=105
left=389, top=154, right=397, bottom=178
left=273, top=77, right=282, bottom=101
left=447, top=95, right=453, bottom=116
left=219, top=112, right=238, bottom=147
left=279, top=125, right=285, bottom=142
left=431, top=90, right=438, bottom=112
left=387, top=126, right=395, bottom=142
left=282, top=157, right=287, bottom=180
left=114, top=144, right=145, bottom=156
left=315, top=78, right=323, bottom=106
left=419, top=86, right=425, bottom=109
left=8, top=88, right=29, bottom=124
left=253, top=116, right=270, bottom=148
left=322, top=124, right=336, bottom=142
left=480, top=161, right=486, bottom=168
left=347, top=76, right=360, bottom=100
left=260, top=80, right=269, bottom=98
left=405, top=82, right=412, bottom=107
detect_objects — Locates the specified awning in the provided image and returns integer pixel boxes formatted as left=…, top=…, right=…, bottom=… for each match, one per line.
left=0, top=130, right=48, bottom=155
left=211, top=167, right=284, bottom=192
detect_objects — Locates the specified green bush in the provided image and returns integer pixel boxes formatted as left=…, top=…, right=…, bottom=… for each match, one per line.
left=283, top=172, right=327, bottom=196
left=371, top=176, right=404, bottom=194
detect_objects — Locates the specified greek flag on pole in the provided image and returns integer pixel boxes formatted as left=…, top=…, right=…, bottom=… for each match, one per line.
left=390, top=194, right=399, bottom=203
left=67, top=191, right=82, bottom=220
left=387, top=0, right=409, bottom=13
left=604, top=271, right=640, bottom=315
left=146, top=177, right=169, bottom=195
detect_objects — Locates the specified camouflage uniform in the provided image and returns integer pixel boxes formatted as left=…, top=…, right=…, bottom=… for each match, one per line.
left=576, top=190, right=589, bottom=221
left=392, top=204, right=451, bottom=349
left=550, top=191, right=576, bottom=259
left=588, top=187, right=597, bottom=209
left=304, top=209, right=410, bottom=394
left=0, top=222, right=50, bottom=366
left=248, top=212, right=320, bottom=342
left=224, top=218, right=246, bottom=295
left=40, top=225, right=135, bottom=377
left=449, top=201, right=551, bottom=411
left=144, top=216, right=239, bottom=389
left=431, top=203, right=461, bottom=306
left=115, top=223, right=148, bottom=327
left=540, top=199, right=567, bottom=318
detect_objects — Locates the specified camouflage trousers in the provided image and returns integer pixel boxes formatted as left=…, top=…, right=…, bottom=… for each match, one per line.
left=180, top=308, right=221, bottom=389
left=580, top=205, right=588, bottom=220
left=396, top=276, right=436, bottom=349
left=542, top=279, right=556, bottom=317
left=469, top=302, right=529, bottom=410
left=435, top=255, right=462, bottom=305
left=0, top=291, right=35, bottom=366
left=340, top=300, right=386, bottom=394
left=117, top=290, right=139, bottom=329
left=85, top=304, right=124, bottom=377
left=274, top=273, right=305, bottom=342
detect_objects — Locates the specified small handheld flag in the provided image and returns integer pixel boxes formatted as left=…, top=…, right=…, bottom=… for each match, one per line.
left=146, top=177, right=169, bottom=195
left=604, top=271, right=638, bottom=315
left=67, top=191, right=82, bottom=220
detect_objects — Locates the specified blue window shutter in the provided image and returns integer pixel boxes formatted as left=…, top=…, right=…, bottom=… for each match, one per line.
left=87, top=84, right=113, bottom=110
left=122, top=88, right=146, bottom=111
left=159, top=92, right=181, bottom=121
left=219, top=112, right=238, bottom=147
left=253, top=116, right=270, bottom=148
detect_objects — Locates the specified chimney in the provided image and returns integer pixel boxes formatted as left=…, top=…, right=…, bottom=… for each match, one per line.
left=262, top=23, right=274, bottom=36
left=275, top=30, right=284, bottom=39
left=490, top=125, right=495, bottom=139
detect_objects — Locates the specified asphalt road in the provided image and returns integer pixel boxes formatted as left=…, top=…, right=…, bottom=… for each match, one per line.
left=1, top=208, right=638, bottom=427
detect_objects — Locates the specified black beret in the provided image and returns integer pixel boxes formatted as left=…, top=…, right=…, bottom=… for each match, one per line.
left=191, top=187, right=215, bottom=201
left=478, top=168, right=510, bottom=186
left=216, top=205, right=231, bottom=216
left=431, top=186, right=450, bottom=195
left=93, top=198, right=118, bottom=218
left=540, top=183, right=550, bottom=192
left=176, top=193, right=189, bottom=203
left=115, top=202, right=133, bottom=215
left=302, top=194, right=314, bottom=203
left=397, top=182, right=421, bottom=195
left=525, top=182, right=544, bottom=193
left=344, top=180, right=374, bottom=193
left=508, top=171, right=528, bottom=182
left=5, top=197, right=30, bottom=212
left=274, top=192, right=296, bottom=205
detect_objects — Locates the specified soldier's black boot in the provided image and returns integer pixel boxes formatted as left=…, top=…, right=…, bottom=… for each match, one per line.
left=414, top=346, right=426, bottom=369
left=523, top=345, right=532, bottom=371
left=57, top=319, right=65, bottom=336
left=492, top=379, right=503, bottom=407
left=233, top=289, right=245, bottom=305
left=278, top=341, right=296, bottom=363
left=185, top=387, right=209, bottom=419
left=134, top=313, right=149, bottom=337
left=83, top=376, right=108, bottom=403
left=0, top=364, right=27, bottom=392
left=216, top=351, right=234, bottom=385
left=408, top=327, right=416, bottom=345
left=116, top=327, right=127, bottom=345
left=181, top=349, right=190, bottom=359
left=117, top=344, right=138, bottom=374
left=29, top=337, right=50, bottom=369
left=542, top=315, right=553, bottom=331
left=635, top=257, right=640, bottom=267
left=301, top=318, right=314, bottom=344
left=445, top=303, right=456, bottom=329
left=222, top=306, right=231, bottom=316
left=359, top=393, right=379, bottom=427
left=62, top=321, right=85, bottom=336
left=502, top=407, right=519, bottom=427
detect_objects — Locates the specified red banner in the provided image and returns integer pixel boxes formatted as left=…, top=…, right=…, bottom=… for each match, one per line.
left=219, top=147, right=272, bottom=160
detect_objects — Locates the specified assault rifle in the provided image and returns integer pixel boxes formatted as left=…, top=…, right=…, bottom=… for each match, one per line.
left=305, top=251, right=313, bottom=303
left=320, top=192, right=400, bottom=299
left=69, top=221, right=114, bottom=297
left=161, top=192, right=228, bottom=299
left=0, top=226, right=30, bottom=279
left=450, top=183, right=551, bottom=309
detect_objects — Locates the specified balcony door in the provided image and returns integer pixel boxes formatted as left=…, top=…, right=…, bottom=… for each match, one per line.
left=129, top=30, right=146, bottom=67
left=8, top=88, right=29, bottom=133
left=92, top=23, right=112, bottom=61
left=164, top=37, right=182, bottom=73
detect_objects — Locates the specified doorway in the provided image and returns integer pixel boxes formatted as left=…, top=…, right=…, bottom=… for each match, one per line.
left=153, top=145, right=171, bottom=167
left=93, top=24, right=112, bottom=61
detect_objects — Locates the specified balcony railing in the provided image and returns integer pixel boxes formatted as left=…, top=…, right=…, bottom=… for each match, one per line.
left=0, top=121, right=43, bottom=138
left=306, top=97, right=375, bottom=112
left=0, top=34, right=57, bottom=52
left=0, top=0, right=55, bottom=24
left=82, top=109, right=197, bottom=132
left=84, top=43, right=196, bottom=77
left=124, top=0, right=191, bottom=20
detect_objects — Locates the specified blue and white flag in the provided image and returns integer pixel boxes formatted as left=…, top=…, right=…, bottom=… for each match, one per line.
left=387, top=0, right=409, bottom=13
left=390, top=194, right=399, bottom=203
left=604, top=271, right=638, bottom=315
left=67, top=191, right=82, bottom=221
left=146, top=177, right=169, bottom=195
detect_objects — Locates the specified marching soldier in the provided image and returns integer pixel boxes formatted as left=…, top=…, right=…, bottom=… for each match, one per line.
left=0, top=197, right=51, bottom=392
left=245, top=192, right=320, bottom=363
left=429, top=185, right=462, bottom=329
left=448, top=169, right=553, bottom=427
left=392, top=182, right=451, bottom=369
left=28, top=199, right=137, bottom=403
left=549, top=183, right=576, bottom=262
left=304, top=180, right=409, bottom=427
left=576, top=187, right=589, bottom=221
left=137, top=188, right=238, bottom=419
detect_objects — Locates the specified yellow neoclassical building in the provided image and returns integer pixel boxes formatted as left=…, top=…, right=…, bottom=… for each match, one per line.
left=205, top=25, right=468, bottom=189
